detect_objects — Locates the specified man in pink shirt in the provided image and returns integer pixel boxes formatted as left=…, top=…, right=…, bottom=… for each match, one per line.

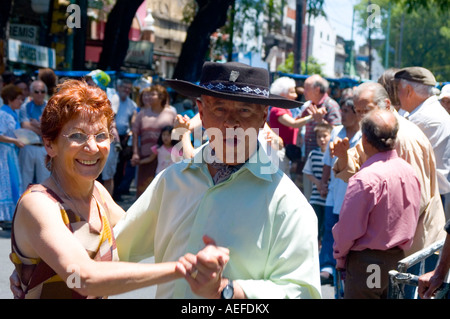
left=332, top=109, right=421, bottom=299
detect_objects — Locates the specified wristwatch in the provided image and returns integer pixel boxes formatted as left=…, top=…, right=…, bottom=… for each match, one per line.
left=221, top=278, right=234, bottom=299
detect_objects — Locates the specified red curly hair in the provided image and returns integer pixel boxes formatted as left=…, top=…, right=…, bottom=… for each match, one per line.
left=41, top=79, right=114, bottom=143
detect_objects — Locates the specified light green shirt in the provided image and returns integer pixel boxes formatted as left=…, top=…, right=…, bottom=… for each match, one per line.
left=113, top=144, right=321, bottom=299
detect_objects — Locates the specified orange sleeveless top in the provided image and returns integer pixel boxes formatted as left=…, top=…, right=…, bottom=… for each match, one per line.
left=10, top=184, right=119, bottom=299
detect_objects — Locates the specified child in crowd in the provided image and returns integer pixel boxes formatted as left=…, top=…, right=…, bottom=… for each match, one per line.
left=138, top=126, right=183, bottom=175
left=302, top=123, right=333, bottom=244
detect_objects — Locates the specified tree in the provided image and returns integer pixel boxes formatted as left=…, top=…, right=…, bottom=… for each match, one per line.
left=172, top=0, right=235, bottom=82
left=98, top=0, right=145, bottom=71
left=277, top=51, right=324, bottom=76
left=0, top=0, right=13, bottom=74
left=355, top=0, right=450, bottom=80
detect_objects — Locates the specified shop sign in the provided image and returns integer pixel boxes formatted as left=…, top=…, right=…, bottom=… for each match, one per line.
left=8, top=38, right=55, bottom=68
left=124, top=41, right=153, bottom=68
left=9, top=24, right=39, bottom=45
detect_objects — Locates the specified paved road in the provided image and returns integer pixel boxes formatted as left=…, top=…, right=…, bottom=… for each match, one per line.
left=0, top=230, right=334, bottom=299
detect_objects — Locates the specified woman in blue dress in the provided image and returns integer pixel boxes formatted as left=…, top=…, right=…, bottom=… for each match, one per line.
left=0, top=84, right=25, bottom=230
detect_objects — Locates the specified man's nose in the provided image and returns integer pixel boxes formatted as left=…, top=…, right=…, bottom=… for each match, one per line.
left=223, top=114, right=240, bottom=128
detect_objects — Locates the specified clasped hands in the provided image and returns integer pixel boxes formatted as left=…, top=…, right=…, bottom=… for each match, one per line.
left=176, top=235, right=230, bottom=299
left=304, top=104, right=327, bottom=123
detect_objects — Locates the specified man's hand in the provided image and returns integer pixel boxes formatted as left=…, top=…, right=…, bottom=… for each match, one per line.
left=174, top=114, right=191, bottom=130
left=178, top=235, right=230, bottom=299
left=418, top=270, right=445, bottom=299
left=330, top=137, right=350, bottom=159
left=307, top=104, right=326, bottom=123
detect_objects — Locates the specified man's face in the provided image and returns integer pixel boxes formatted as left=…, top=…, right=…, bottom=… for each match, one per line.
left=31, top=82, right=46, bottom=105
left=117, top=83, right=133, bottom=100
left=198, top=95, right=268, bottom=165
left=440, top=97, right=450, bottom=114
left=341, top=102, right=358, bottom=128
left=354, top=89, right=379, bottom=122
left=395, top=80, right=411, bottom=111
left=303, top=79, right=321, bottom=104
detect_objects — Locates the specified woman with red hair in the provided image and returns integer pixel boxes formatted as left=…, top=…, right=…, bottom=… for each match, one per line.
left=10, top=80, right=229, bottom=298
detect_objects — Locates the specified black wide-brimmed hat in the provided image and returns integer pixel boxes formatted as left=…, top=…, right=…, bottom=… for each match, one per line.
left=165, top=62, right=303, bottom=109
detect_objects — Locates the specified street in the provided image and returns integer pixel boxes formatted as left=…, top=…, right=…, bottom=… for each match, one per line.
left=0, top=228, right=334, bottom=299
left=0, top=187, right=334, bottom=299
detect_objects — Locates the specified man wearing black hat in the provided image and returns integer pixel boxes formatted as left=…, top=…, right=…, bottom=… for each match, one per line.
left=113, top=62, right=321, bottom=299
left=395, top=67, right=450, bottom=219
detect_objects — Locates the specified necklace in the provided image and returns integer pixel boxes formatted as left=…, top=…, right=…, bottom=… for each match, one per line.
left=50, top=173, right=94, bottom=218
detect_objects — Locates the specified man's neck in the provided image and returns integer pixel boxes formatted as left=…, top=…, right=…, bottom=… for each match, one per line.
left=403, top=95, right=431, bottom=113
left=33, top=100, right=45, bottom=107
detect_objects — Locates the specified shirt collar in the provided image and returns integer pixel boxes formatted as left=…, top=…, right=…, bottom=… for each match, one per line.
left=408, top=95, right=438, bottom=117
left=317, top=93, right=329, bottom=106
left=183, top=142, right=276, bottom=182
left=361, top=149, right=398, bottom=170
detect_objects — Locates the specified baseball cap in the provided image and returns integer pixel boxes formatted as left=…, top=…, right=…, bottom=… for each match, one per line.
left=86, top=69, right=111, bottom=90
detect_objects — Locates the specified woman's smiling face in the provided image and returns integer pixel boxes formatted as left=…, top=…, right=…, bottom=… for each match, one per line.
left=48, top=114, right=111, bottom=182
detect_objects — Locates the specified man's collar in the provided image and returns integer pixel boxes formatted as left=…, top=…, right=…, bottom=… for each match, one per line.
left=408, top=95, right=438, bottom=117
left=183, top=142, right=276, bottom=182
left=316, top=93, right=329, bottom=106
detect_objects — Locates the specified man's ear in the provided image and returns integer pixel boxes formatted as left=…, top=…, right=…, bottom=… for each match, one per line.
left=385, top=98, right=391, bottom=111
left=196, top=98, right=203, bottom=119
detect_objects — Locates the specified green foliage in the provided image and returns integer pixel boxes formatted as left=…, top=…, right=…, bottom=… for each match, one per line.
left=355, top=0, right=450, bottom=81
left=277, top=52, right=324, bottom=76
left=277, top=51, right=295, bottom=73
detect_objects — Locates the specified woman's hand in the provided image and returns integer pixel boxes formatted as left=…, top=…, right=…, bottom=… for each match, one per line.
left=10, top=270, right=24, bottom=299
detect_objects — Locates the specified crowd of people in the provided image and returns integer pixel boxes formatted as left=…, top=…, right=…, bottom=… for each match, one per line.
left=1, top=61, right=450, bottom=299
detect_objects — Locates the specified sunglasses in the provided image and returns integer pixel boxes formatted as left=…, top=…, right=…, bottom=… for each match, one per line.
left=34, top=90, right=46, bottom=94
left=62, top=132, right=113, bottom=146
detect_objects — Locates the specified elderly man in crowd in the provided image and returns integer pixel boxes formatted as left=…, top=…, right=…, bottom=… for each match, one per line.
left=113, top=62, right=321, bottom=299
left=18, top=80, right=50, bottom=189
left=301, top=74, right=341, bottom=199
left=395, top=67, right=450, bottom=220
left=333, top=109, right=421, bottom=298
left=331, top=82, right=446, bottom=258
